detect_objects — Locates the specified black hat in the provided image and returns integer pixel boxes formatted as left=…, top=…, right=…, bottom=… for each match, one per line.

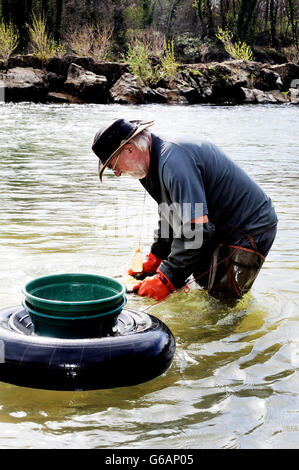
left=92, top=118, right=154, bottom=181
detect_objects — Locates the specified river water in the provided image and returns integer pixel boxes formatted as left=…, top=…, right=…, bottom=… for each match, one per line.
left=0, top=102, right=298, bottom=449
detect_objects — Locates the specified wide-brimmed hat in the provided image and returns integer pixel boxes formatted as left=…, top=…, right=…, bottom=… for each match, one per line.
left=92, top=118, right=154, bottom=181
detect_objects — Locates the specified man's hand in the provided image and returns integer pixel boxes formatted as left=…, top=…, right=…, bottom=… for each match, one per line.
left=132, top=270, right=175, bottom=301
left=128, top=252, right=162, bottom=280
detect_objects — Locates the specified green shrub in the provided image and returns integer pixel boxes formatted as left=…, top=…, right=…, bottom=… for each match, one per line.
left=0, top=20, right=18, bottom=63
left=126, top=37, right=180, bottom=87
left=126, top=40, right=159, bottom=85
left=29, top=14, right=66, bottom=63
left=160, top=40, right=179, bottom=83
left=216, top=27, right=253, bottom=61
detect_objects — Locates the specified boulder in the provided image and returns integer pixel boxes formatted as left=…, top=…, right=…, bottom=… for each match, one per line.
left=155, top=87, right=188, bottom=104
left=7, top=54, right=43, bottom=70
left=181, top=60, right=288, bottom=103
left=239, top=87, right=289, bottom=104
left=109, top=73, right=144, bottom=104
left=0, top=67, right=48, bottom=102
left=46, top=71, right=65, bottom=92
left=110, top=73, right=167, bottom=104
left=47, top=91, right=84, bottom=104
left=64, top=63, right=108, bottom=103
left=90, top=62, right=128, bottom=87
left=267, top=63, right=299, bottom=90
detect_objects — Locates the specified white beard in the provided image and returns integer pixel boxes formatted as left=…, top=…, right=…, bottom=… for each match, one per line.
left=123, top=163, right=148, bottom=179
left=123, top=170, right=147, bottom=179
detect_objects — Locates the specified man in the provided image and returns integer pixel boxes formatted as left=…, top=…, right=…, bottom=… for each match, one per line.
left=92, top=118, right=277, bottom=303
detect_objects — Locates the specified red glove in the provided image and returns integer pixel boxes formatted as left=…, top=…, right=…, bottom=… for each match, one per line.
left=128, top=252, right=162, bottom=279
left=132, top=270, right=176, bottom=301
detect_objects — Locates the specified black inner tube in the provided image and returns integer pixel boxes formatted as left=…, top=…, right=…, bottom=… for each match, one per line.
left=0, top=306, right=176, bottom=391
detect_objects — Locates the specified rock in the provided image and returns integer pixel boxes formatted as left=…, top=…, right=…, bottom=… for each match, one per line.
left=239, top=87, right=289, bottom=104
left=239, top=87, right=256, bottom=103
left=182, top=60, right=288, bottom=103
left=255, top=90, right=279, bottom=104
left=0, top=67, right=48, bottom=102
left=109, top=73, right=145, bottom=104
left=173, top=78, right=199, bottom=103
left=1, top=55, right=296, bottom=105
left=213, top=60, right=281, bottom=91
left=7, top=54, right=43, bottom=70
left=46, top=71, right=65, bottom=92
left=155, top=87, right=188, bottom=104
left=47, top=56, right=96, bottom=78
left=64, top=63, right=108, bottom=103
left=90, top=62, right=128, bottom=87
left=267, top=89, right=289, bottom=103
left=47, top=91, right=84, bottom=104
left=110, top=73, right=167, bottom=104
left=46, top=56, right=75, bottom=77
left=142, top=87, right=168, bottom=103
left=249, top=66, right=282, bottom=91
left=267, top=63, right=299, bottom=90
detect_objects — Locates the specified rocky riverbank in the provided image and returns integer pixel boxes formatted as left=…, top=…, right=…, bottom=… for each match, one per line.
left=0, top=54, right=298, bottom=105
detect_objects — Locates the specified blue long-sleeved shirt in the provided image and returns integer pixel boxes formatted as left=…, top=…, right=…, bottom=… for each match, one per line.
left=140, top=134, right=277, bottom=287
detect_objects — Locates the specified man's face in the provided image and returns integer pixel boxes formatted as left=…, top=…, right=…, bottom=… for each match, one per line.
left=107, top=144, right=148, bottom=179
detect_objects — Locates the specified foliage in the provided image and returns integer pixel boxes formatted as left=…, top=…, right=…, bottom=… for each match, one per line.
left=126, top=27, right=165, bottom=58
left=160, top=39, right=179, bottom=83
left=126, top=40, right=159, bottom=86
left=0, top=20, right=18, bottom=63
left=216, top=27, right=253, bottom=61
left=0, top=1, right=297, bottom=61
left=66, top=24, right=113, bottom=61
left=126, top=37, right=180, bottom=86
left=29, top=13, right=65, bottom=63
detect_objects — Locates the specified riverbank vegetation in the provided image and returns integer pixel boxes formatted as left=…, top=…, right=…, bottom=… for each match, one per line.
left=0, top=0, right=298, bottom=67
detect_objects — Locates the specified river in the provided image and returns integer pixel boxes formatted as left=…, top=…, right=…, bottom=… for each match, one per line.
left=0, top=102, right=298, bottom=449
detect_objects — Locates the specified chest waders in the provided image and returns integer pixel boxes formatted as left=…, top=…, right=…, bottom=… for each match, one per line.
left=207, top=236, right=265, bottom=303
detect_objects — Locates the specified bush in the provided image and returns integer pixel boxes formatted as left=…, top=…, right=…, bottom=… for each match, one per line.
left=126, top=28, right=165, bottom=58
left=0, top=20, right=18, bottom=63
left=29, top=14, right=66, bottom=63
left=216, top=27, right=253, bottom=61
left=160, top=40, right=179, bottom=83
left=126, top=37, right=180, bottom=87
left=66, top=24, right=112, bottom=61
left=126, top=40, right=159, bottom=85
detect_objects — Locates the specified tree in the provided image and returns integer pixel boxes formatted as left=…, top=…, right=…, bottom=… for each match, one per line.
left=193, top=0, right=215, bottom=39
left=287, top=0, right=298, bottom=47
left=237, top=0, right=258, bottom=41
left=54, top=0, right=63, bottom=41
left=269, top=0, right=278, bottom=46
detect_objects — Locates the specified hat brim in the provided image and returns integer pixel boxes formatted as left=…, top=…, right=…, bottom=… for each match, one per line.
left=98, top=121, right=154, bottom=182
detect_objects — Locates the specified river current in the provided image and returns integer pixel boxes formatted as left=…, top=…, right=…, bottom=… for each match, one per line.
left=0, top=102, right=298, bottom=449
